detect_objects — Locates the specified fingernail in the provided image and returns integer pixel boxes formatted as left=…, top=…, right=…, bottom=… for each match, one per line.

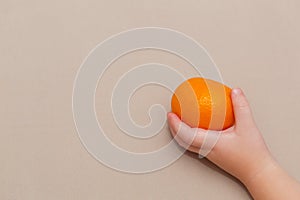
left=232, top=88, right=242, bottom=96
left=167, top=112, right=175, bottom=121
left=167, top=113, right=175, bottom=129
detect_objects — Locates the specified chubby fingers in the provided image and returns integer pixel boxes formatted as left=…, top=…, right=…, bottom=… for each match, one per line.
left=167, top=112, right=206, bottom=148
left=169, top=126, right=201, bottom=154
left=168, top=118, right=201, bottom=153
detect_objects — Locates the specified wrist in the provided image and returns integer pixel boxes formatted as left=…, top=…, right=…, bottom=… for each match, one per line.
left=240, top=154, right=278, bottom=186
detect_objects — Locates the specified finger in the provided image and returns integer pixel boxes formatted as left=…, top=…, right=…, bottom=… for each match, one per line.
left=167, top=112, right=206, bottom=148
left=169, top=125, right=201, bottom=154
left=231, top=88, right=256, bottom=130
left=168, top=122, right=198, bottom=149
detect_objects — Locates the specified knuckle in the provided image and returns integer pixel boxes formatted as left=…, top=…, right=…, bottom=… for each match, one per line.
left=238, top=100, right=250, bottom=111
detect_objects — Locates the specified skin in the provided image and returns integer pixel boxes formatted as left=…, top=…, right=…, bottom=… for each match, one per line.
left=167, top=88, right=300, bottom=200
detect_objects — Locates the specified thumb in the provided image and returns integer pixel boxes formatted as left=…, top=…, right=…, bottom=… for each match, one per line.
left=231, top=88, right=256, bottom=130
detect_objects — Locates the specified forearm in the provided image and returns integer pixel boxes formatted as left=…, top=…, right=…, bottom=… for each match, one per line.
left=242, top=160, right=300, bottom=200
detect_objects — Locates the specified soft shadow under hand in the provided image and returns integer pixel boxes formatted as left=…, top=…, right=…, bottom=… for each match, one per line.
left=185, top=151, right=253, bottom=199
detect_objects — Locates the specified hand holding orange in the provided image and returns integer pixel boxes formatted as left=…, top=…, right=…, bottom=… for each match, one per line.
left=171, top=77, right=234, bottom=130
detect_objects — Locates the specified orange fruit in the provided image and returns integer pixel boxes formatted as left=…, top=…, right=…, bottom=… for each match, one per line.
left=171, top=77, right=234, bottom=130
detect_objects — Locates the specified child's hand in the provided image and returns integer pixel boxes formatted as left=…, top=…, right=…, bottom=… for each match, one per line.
left=167, top=88, right=300, bottom=199
left=167, top=88, right=273, bottom=182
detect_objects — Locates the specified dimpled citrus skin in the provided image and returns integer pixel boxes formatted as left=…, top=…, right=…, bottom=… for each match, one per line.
left=171, top=77, right=234, bottom=130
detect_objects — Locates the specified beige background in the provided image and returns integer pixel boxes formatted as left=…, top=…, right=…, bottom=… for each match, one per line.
left=1, top=0, right=300, bottom=199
